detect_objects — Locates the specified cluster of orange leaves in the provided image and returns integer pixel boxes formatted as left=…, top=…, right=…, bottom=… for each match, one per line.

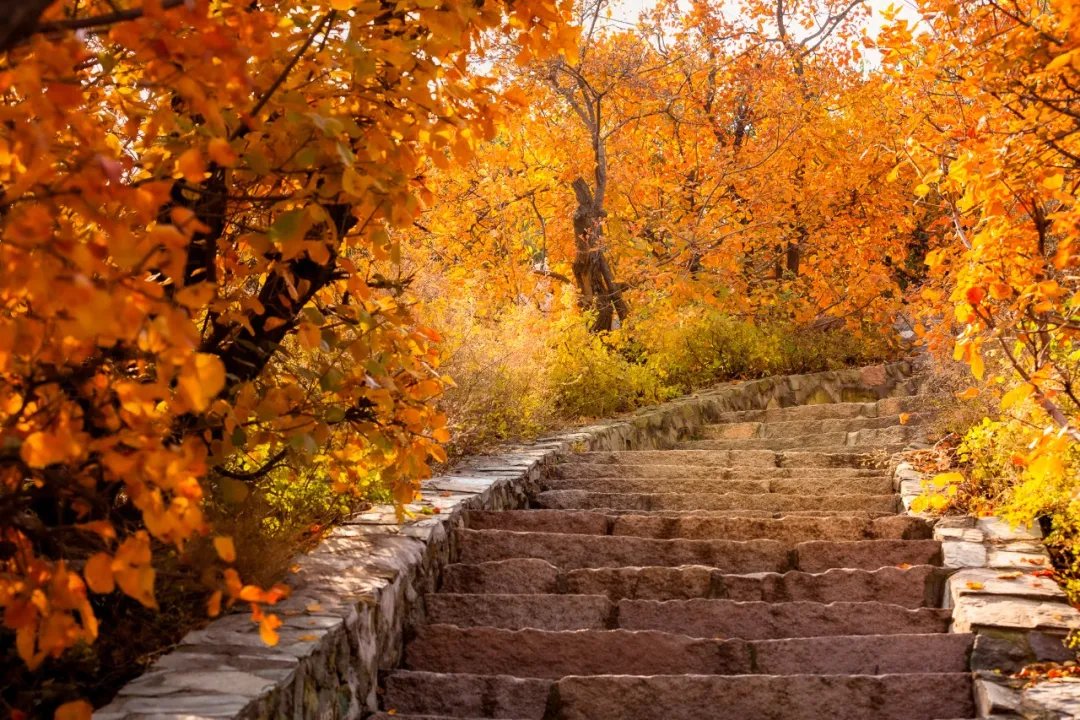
left=0, top=0, right=577, bottom=711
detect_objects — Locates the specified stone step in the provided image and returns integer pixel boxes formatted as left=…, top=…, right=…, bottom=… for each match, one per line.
left=702, top=414, right=915, bottom=440
left=425, top=593, right=951, bottom=637
left=568, top=449, right=890, bottom=469
left=405, top=626, right=973, bottom=676
left=382, top=672, right=550, bottom=719
left=794, top=538, right=942, bottom=572
left=425, top=593, right=613, bottom=631
left=550, top=462, right=889, bottom=479
left=710, top=395, right=926, bottom=425
left=456, top=529, right=940, bottom=572
left=547, top=673, right=974, bottom=720
left=541, top=475, right=895, bottom=495
left=466, top=510, right=928, bottom=542
left=617, top=598, right=951, bottom=638
left=533, top=490, right=898, bottom=513
left=382, top=672, right=974, bottom=719
left=440, top=560, right=947, bottom=608
left=455, top=529, right=789, bottom=571
left=682, top=432, right=919, bottom=452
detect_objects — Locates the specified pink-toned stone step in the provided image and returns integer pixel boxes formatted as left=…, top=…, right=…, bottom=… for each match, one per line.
left=382, top=672, right=974, bottom=720
left=440, top=560, right=947, bottom=607
left=533, top=489, right=898, bottom=513
left=464, top=510, right=928, bottom=541
left=404, top=626, right=973, bottom=677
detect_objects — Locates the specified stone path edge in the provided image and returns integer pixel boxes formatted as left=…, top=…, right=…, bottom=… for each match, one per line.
left=897, top=459, right=1080, bottom=718
left=95, top=361, right=915, bottom=720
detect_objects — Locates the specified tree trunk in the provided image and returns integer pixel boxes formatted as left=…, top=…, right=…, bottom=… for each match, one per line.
left=571, top=177, right=628, bottom=332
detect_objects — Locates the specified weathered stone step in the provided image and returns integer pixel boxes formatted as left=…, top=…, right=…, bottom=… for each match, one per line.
left=383, top=672, right=549, bottom=719
left=684, top=425, right=922, bottom=451
left=547, top=673, right=974, bottom=720
left=425, top=593, right=613, bottom=630
left=456, top=530, right=940, bottom=571
left=455, top=529, right=788, bottom=571
left=619, top=598, right=951, bottom=638
left=541, top=475, right=894, bottom=495
left=534, top=490, right=898, bottom=513
left=441, top=560, right=947, bottom=608
left=570, top=449, right=890, bottom=469
left=711, top=395, right=925, bottom=425
left=466, top=510, right=927, bottom=542
left=703, top=414, right=914, bottom=440
left=382, top=672, right=974, bottom=719
left=550, top=462, right=889, bottom=479
left=794, top=538, right=942, bottom=572
left=404, top=626, right=973, bottom=676
left=425, top=593, right=950, bottom=637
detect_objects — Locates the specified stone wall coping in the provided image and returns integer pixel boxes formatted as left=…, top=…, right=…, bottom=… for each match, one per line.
left=94, top=360, right=915, bottom=720
left=896, top=458, right=1080, bottom=719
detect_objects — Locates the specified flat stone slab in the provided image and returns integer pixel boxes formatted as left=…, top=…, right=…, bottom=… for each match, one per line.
left=952, top=594, right=1080, bottom=634
left=403, top=626, right=973, bottom=678
left=547, top=673, right=975, bottom=720
left=617, top=599, right=951, bottom=639
left=455, top=529, right=790, bottom=571
left=945, top=568, right=1067, bottom=606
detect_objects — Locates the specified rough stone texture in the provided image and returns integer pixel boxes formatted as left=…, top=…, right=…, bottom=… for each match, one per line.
left=897, top=458, right=1080, bottom=718
left=96, top=361, right=918, bottom=720
left=546, top=674, right=975, bottom=720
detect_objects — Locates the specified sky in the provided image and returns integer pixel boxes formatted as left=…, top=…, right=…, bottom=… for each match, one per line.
left=599, top=0, right=923, bottom=44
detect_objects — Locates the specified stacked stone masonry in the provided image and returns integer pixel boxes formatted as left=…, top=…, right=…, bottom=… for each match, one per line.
left=93, top=361, right=1080, bottom=719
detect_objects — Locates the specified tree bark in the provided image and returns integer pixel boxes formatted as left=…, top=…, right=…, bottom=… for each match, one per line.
left=571, top=177, right=628, bottom=332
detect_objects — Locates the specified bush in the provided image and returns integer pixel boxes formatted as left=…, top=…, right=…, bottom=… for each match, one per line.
left=436, top=302, right=898, bottom=459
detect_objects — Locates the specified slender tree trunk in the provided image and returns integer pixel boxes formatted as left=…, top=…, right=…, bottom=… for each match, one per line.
left=571, top=177, right=628, bottom=332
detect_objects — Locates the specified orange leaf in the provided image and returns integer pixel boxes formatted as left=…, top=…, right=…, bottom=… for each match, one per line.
left=207, top=590, right=223, bottom=618
left=84, top=553, right=115, bottom=594
left=213, top=536, right=236, bottom=564
left=965, top=581, right=985, bottom=590
left=259, top=613, right=282, bottom=646
left=956, top=387, right=979, bottom=400
left=54, top=700, right=92, bottom=720
left=177, top=148, right=206, bottom=182
left=898, top=412, right=911, bottom=425
left=208, top=138, right=238, bottom=167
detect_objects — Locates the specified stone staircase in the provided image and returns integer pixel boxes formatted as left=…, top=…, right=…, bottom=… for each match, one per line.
left=374, top=385, right=978, bottom=719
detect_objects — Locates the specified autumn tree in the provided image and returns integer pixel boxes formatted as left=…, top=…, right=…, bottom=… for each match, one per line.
left=0, top=0, right=575, bottom=708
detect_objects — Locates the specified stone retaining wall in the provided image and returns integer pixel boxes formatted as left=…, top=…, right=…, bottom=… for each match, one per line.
left=897, top=460, right=1080, bottom=718
left=95, top=362, right=915, bottom=720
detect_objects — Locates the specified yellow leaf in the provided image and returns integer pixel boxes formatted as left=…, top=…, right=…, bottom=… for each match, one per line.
left=970, top=350, right=985, bottom=380
left=965, top=581, right=985, bottom=590
left=177, top=353, right=226, bottom=412
left=1001, top=383, right=1033, bottom=411
left=177, top=148, right=206, bottom=182
left=914, top=183, right=931, bottom=198
left=1042, top=173, right=1064, bottom=190
left=933, top=471, right=965, bottom=486
left=115, top=565, right=157, bottom=609
left=213, top=536, right=237, bottom=563
left=54, top=700, right=93, bottom=720
left=208, top=138, right=238, bottom=167
left=84, top=553, right=115, bottom=594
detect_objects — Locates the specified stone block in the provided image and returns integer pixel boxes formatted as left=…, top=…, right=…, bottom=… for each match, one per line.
left=943, top=541, right=989, bottom=568
left=952, top=594, right=1080, bottom=634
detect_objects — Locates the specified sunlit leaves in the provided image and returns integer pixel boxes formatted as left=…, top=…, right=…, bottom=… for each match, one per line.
left=0, top=0, right=576, bottom=703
